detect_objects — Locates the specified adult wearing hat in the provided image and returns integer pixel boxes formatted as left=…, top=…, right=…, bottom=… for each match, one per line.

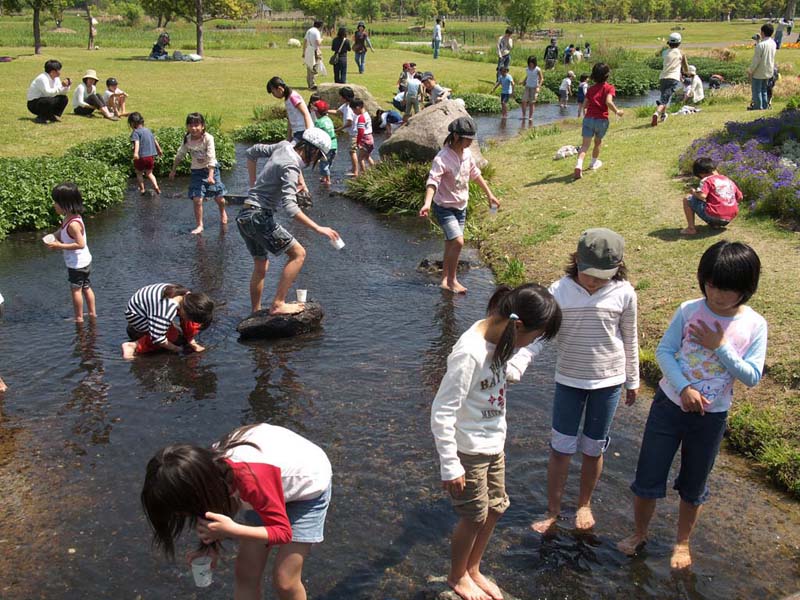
left=72, top=69, right=119, bottom=120
left=652, top=32, right=689, bottom=126
left=352, top=21, right=374, bottom=74
left=26, top=59, right=71, bottom=123
left=236, top=128, right=341, bottom=316
left=543, top=37, right=559, bottom=70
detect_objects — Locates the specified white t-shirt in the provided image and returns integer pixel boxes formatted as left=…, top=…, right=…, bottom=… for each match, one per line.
left=688, top=75, right=704, bottom=102
left=102, top=88, right=126, bottom=102
left=525, top=66, right=542, bottom=88
left=559, top=77, right=572, bottom=92
left=660, top=47, right=683, bottom=81
left=285, top=90, right=308, bottom=134
left=338, top=102, right=357, bottom=137
left=433, top=23, right=442, bottom=41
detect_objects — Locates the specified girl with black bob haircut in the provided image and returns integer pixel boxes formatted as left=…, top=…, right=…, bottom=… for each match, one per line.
left=697, top=239, right=760, bottom=304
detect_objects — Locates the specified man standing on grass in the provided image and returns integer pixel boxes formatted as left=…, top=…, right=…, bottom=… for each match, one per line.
left=748, top=23, right=776, bottom=111
left=303, top=19, right=323, bottom=90
left=544, top=37, right=559, bottom=70
left=433, top=18, right=443, bottom=59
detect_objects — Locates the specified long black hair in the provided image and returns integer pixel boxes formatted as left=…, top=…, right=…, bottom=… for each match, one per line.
left=486, top=283, right=562, bottom=369
left=141, top=425, right=260, bottom=557
left=266, top=76, right=291, bottom=99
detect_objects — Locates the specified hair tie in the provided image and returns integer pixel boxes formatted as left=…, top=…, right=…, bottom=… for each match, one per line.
left=509, top=313, right=520, bottom=321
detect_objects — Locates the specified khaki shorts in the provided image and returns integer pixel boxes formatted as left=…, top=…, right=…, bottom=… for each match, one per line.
left=522, top=86, right=540, bottom=103
left=451, top=451, right=510, bottom=522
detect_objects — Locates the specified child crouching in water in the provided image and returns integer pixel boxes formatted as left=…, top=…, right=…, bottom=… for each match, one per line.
left=574, top=63, right=623, bottom=179
left=44, top=183, right=96, bottom=322
left=432, top=284, right=561, bottom=600
left=619, top=241, right=766, bottom=570
left=420, top=117, right=500, bottom=294
left=141, top=423, right=332, bottom=599
left=121, top=283, right=213, bottom=359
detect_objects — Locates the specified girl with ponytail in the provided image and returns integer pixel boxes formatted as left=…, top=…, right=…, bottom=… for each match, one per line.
left=431, top=283, right=561, bottom=600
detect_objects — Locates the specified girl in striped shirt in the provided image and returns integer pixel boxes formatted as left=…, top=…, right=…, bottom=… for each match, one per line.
left=121, top=283, right=214, bottom=359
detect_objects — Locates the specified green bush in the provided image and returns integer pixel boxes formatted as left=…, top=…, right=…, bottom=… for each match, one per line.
left=66, top=127, right=236, bottom=177
left=543, top=64, right=657, bottom=97
left=760, top=439, right=800, bottom=496
left=727, top=403, right=784, bottom=459
left=453, top=92, right=502, bottom=113
left=252, top=104, right=288, bottom=121
left=231, top=120, right=287, bottom=144
left=638, top=347, right=661, bottom=386
left=0, top=157, right=127, bottom=238
left=643, top=55, right=749, bottom=84
left=785, top=96, right=800, bottom=111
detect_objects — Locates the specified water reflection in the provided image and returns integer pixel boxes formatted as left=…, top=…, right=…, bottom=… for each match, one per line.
left=128, top=351, right=218, bottom=402
left=422, top=291, right=459, bottom=394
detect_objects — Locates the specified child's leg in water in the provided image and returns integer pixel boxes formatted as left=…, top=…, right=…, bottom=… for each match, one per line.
left=271, top=243, right=307, bottom=315
left=83, top=286, right=97, bottom=319
left=235, top=538, right=271, bottom=599
left=617, top=495, right=657, bottom=556
left=466, top=510, right=504, bottom=600
left=272, top=542, right=312, bottom=600
left=146, top=170, right=161, bottom=194
left=135, top=169, right=146, bottom=193
left=191, top=196, right=204, bottom=235
left=442, top=237, right=467, bottom=293
left=215, top=195, right=228, bottom=225
left=449, top=517, right=493, bottom=600
left=672, top=499, right=702, bottom=569
left=576, top=452, right=603, bottom=530
left=532, top=448, right=571, bottom=533
left=70, top=287, right=84, bottom=322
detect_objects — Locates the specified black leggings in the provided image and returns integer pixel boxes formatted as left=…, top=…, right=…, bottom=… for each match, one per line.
left=27, top=95, right=68, bottom=120
left=74, top=93, right=107, bottom=115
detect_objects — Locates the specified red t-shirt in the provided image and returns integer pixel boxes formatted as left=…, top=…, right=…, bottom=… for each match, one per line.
left=584, top=82, right=616, bottom=120
left=701, top=173, right=742, bottom=221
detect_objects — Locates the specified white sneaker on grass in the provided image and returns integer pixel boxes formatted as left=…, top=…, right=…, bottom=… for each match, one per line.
left=589, top=159, right=603, bottom=171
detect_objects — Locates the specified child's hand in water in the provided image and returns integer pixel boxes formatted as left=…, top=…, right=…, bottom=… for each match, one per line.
left=187, top=340, right=205, bottom=353
left=442, top=475, right=466, bottom=498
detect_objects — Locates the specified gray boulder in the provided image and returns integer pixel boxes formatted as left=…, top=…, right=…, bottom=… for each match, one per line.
left=379, top=99, right=486, bottom=166
left=237, top=302, right=324, bottom=339
left=317, top=83, right=382, bottom=115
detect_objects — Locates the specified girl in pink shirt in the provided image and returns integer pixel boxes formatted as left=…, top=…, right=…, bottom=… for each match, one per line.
left=267, top=76, right=314, bottom=143
left=420, top=117, right=500, bottom=294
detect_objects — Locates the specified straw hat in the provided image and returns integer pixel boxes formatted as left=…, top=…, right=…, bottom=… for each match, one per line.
left=82, top=69, right=99, bottom=83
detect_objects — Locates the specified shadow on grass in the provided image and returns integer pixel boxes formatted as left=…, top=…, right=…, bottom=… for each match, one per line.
left=648, top=227, right=726, bottom=242
left=524, top=173, right=576, bottom=187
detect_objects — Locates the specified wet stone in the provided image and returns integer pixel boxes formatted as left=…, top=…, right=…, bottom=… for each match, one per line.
left=417, top=249, right=481, bottom=274
left=417, top=576, right=522, bottom=600
left=237, top=302, right=324, bottom=340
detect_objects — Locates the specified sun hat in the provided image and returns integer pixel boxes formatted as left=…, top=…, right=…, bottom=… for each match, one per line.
left=420, top=71, right=434, bottom=82
left=668, top=32, right=682, bottom=44
left=576, top=228, right=625, bottom=279
left=567, top=70, right=576, bottom=77
left=688, top=65, right=697, bottom=75
left=448, top=116, right=477, bottom=139
left=312, top=99, right=329, bottom=114
left=357, top=21, right=365, bottom=28
left=300, top=127, right=331, bottom=155
left=82, top=69, right=99, bottom=83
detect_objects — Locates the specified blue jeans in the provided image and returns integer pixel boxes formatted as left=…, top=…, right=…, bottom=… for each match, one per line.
left=551, top=383, right=622, bottom=456
left=751, top=78, right=768, bottom=109
left=355, top=51, right=366, bottom=73
left=630, top=387, right=727, bottom=505
left=334, top=59, right=347, bottom=84
left=319, top=148, right=336, bottom=178
left=433, top=39, right=441, bottom=59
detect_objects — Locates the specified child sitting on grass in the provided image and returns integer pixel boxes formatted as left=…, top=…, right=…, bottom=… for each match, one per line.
left=681, top=157, right=742, bottom=235
left=574, top=63, right=624, bottom=179
left=103, top=77, right=127, bottom=116
left=491, top=66, right=514, bottom=118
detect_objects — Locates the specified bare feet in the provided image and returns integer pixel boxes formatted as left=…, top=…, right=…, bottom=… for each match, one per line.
left=531, top=514, right=558, bottom=535
left=154, top=187, right=161, bottom=195
left=679, top=227, right=697, bottom=235
left=121, top=342, right=137, bottom=359
left=617, top=533, right=647, bottom=556
left=441, top=280, right=468, bottom=294
left=575, top=506, right=595, bottom=530
left=190, top=226, right=204, bottom=235
left=448, top=573, right=490, bottom=600
left=269, top=302, right=305, bottom=316
left=670, top=543, right=692, bottom=570
left=74, top=317, right=84, bottom=323
left=469, top=571, right=503, bottom=600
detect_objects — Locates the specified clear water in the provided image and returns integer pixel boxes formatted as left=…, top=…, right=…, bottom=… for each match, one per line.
left=0, top=125, right=798, bottom=599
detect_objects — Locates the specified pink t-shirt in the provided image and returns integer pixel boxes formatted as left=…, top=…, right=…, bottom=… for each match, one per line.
left=700, top=174, right=742, bottom=221
left=584, top=82, right=616, bottom=120
left=285, top=91, right=308, bottom=134
left=426, top=146, right=482, bottom=210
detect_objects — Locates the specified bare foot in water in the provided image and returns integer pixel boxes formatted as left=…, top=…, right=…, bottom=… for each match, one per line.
left=469, top=570, right=503, bottom=600
left=270, top=302, right=305, bottom=316
left=121, top=342, right=137, bottom=359
left=670, top=543, right=692, bottom=570
left=617, top=533, right=647, bottom=556
left=531, top=514, right=559, bottom=535
left=190, top=225, right=204, bottom=235
left=441, top=280, right=468, bottom=294
left=575, top=506, right=595, bottom=530
left=448, top=573, right=490, bottom=600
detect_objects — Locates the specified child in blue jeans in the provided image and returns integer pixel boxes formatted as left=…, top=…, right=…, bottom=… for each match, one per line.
left=618, top=241, right=767, bottom=570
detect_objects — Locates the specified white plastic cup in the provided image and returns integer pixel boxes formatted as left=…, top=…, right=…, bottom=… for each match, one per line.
left=489, top=206, right=498, bottom=216
left=331, top=237, right=345, bottom=250
left=296, top=289, right=308, bottom=303
left=191, top=556, right=213, bottom=588
left=42, top=233, right=55, bottom=244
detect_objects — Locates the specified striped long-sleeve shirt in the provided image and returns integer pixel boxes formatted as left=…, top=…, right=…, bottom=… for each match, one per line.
left=125, top=284, right=180, bottom=345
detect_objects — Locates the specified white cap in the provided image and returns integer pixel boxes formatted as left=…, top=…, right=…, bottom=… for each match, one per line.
left=688, top=65, right=697, bottom=75
left=669, top=32, right=682, bottom=44
left=300, top=128, right=331, bottom=155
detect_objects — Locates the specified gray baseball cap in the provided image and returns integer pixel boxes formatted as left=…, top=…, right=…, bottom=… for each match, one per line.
left=577, top=228, right=625, bottom=278
left=448, top=116, right=477, bottom=139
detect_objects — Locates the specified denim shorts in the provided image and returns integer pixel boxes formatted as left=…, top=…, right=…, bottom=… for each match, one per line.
left=236, top=205, right=296, bottom=259
left=551, top=382, right=622, bottom=456
left=320, top=148, right=336, bottom=177
left=581, top=117, right=610, bottom=139
left=67, top=264, right=91, bottom=289
left=630, top=387, right=728, bottom=505
left=688, top=195, right=730, bottom=226
left=500, top=93, right=511, bottom=104
left=243, top=482, right=332, bottom=544
left=432, top=203, right=466, bottom=241
left=188, top=166, right=226, bottom=200
left=658, top=78, right=680, bottom=107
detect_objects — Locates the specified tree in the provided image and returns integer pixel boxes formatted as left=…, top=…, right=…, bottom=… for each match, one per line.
left=506, top=0, right=552, bottom=35
left=297, top=0, right=350, bottom=28
left=416, top=0, right=435, bottom=24
left=173, top=0, right=245, bottom=56
left=1, top=0, right=65, bottom=54
left=354, top=0, right=381, bottom=21
left=141, top=0, right=176, bottom=28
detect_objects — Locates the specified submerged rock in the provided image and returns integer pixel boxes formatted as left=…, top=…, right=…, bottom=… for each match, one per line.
left=237, top=302, right=324, bottom=339
left=417, top=249, right=481, bottom=273
left=417, top=576, right=522, bottom=600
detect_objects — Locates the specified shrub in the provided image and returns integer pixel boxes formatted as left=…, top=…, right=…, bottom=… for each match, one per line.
left=453, top=92, right=502, bottom=113
left=543, top=64, right=657, bottom=97
left=644, top=54, right=749, bottom=84
left=638, top=347, right=661, bottom=386
left=727, top=403, right=783, bottom=459
left=497, top=257, right=526, bottom=286
left=231, top=119, right=286, bottom=143
left=760, top=439, right=800, bottom=496
left=252, top=104, right=287, bottom=121
left=0, top=156, right=127, bottom=238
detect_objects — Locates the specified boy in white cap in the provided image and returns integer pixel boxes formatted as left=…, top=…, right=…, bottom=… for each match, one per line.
left=652, top=32, right=689, bottom=126
left=683, top=65, right=704, bottom=105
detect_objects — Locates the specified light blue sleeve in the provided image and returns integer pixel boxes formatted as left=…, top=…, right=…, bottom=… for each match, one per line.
left=656, top=307, right=690, bottom=394
left=714, top=319, right=767, bottom=387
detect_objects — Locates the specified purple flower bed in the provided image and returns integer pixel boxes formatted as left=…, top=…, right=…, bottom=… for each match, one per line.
left=678, top=111, right=800, bottom=222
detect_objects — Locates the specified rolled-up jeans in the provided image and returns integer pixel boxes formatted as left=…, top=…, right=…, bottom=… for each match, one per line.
left=751, top=78, right=768, bottom=109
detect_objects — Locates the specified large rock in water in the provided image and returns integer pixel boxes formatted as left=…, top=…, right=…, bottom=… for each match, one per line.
left=317, top=83, right=382, bottom=115
left=237, top=302, right=324, bottom=339
left=379, top=99, right=487, bottom=166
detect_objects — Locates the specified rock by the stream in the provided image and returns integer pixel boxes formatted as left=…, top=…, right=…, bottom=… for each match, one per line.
left=237, top=302, right=323, bottom=340
left=417, top=248, right=481, bottom=273
left=317, top=83, right=382, bottom=115
left=417, top=576, right=521, bottom=600
left=379, top=99, right=487, bottom=166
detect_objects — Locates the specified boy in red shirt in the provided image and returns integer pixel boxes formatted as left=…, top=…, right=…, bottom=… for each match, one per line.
left=681, top=157, right=742, bottom=234
left=574, top=63, right=624, bottom=179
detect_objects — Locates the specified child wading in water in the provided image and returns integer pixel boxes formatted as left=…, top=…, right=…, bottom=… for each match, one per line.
left=519, top=56, right=543, bottom=122
left=128, top=112, right=162, bottom=195
left=618, top=241, right=766, bottom=570
left=351, top=98, right=375, bottom=175
left=121, top=283, right=214, bottom=359
left=142, top=423, right=332, bottom=599
left=574, top=63, right=624, bottom=180
left=169, top=113, right=227, bottom=235
left=44, top=183, right=96, bottom=322
left=530, top=228, right=639, bottom=534
left=266, top=76, right=314, bottom=143
left=311, top=100, right=337, bottom=185
left=432, top=284, right=561, bottom=600
left=419, top=117, right=500, bottom=294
